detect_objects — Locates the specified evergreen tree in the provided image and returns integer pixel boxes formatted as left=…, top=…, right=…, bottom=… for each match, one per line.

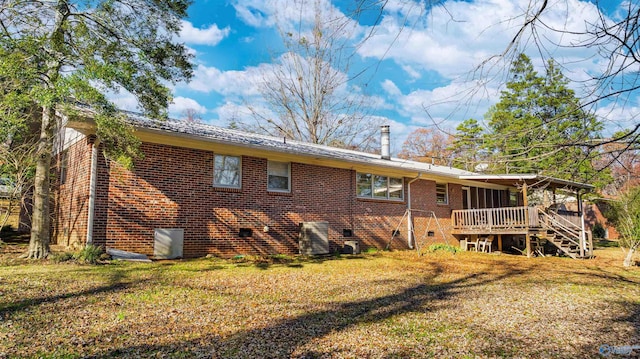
left=449, top=118, right=485, bottom=171
left=484, top=53, right=606, bottom=184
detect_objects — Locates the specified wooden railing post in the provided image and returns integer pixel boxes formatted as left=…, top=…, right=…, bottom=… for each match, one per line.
left=451, top=211, right=459, bottom=228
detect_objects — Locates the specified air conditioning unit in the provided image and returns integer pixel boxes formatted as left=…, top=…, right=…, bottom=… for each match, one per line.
left=299, top=221, right=330, bottom=255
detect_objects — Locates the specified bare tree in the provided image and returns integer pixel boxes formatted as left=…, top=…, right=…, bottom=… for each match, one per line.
left=181, top=108, right=203, bottom=124
left=0, top=142, right=36, bottom=242
left=398, top=127, right=453, bottom=165
left=241, top=0, right=382, bottom=151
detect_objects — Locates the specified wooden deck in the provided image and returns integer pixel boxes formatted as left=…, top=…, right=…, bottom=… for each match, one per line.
left=451, top=206, right=539, bottom=235
left=451, top=207, right=592, bottom=259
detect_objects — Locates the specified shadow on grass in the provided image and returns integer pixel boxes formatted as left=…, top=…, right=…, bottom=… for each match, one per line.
left=0, top=230, right=29, bottom=243
left=0, top=266, right=145, bottom=316
left=594, top=238, right=619, bottom=248
left=89, top=262, right=530, bottom=358
left=581, top=300, right=640, bottom=357
left=229, top=252, right=379, bottom=270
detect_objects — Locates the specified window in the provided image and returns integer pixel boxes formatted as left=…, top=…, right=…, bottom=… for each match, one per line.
left=509, top=191, right=518, bottom=206
left=268, top=161, right=290, bottom=192
left=436, top=183, right=448, bottom=204
left=373, top=175, right=388, bottom=198
left=389, top=177, right=403, bottom=199
left=356, top=172, right=403, bottom=200
left=356, top=173, right=372, bottom=197
left=214, top=154, right=241, bottom=188
left=60, top=151, right=68, bottom=185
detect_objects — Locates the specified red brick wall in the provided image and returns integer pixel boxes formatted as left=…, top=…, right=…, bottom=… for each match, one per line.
left=56, top=140, right=460, bottom=257
left=53, top=138, right=93, bottom=248
left=566, top=201, right=620, bottom=239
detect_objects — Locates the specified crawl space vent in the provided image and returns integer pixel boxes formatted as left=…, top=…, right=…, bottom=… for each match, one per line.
left=154, top=228, right=184, bottom=259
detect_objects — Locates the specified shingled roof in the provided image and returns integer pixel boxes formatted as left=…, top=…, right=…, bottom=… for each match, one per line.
left=117, top=111, right=476, bottom=179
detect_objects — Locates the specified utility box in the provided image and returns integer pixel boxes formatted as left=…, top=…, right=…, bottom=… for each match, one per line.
left=154, top=228, right=184, bottom=259
left=343, top=240, right=360, bottom=254
left=299, top=221, right=330, bottom=255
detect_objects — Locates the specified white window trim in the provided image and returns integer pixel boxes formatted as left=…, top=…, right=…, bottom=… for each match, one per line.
left=213, top=154, right=242, bottom=189
left=436, top=183, right=448, bottom=205
left=267, top=160, right=291, bottom=193
left=356, top=172, right=404, bottom=201
left=60, top=150, right=68, bottom=185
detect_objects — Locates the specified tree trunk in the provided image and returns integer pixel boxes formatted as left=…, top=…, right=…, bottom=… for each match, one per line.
left=26, top=106, right=56, bottom=259
left=623, top=247, right=636, bottom=267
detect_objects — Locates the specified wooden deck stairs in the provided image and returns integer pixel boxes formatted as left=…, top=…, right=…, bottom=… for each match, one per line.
left=534, top=210, right=593, bottom=259
left=451, top=206, right=594, bottom=259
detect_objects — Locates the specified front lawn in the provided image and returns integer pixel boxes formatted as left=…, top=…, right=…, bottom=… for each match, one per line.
left=0, top=246, right=639, bottom=358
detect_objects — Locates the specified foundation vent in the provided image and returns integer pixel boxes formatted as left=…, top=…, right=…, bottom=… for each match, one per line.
left=154, top=228, right=184, bottom=259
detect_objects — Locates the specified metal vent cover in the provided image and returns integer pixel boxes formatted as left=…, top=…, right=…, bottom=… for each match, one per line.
left=154, top=228, right=184, bottom=259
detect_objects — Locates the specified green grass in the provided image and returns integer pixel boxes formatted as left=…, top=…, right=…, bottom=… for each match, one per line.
left=595, top=238, right=620, bottom=248
left=0, top=246, right=638, bottom=358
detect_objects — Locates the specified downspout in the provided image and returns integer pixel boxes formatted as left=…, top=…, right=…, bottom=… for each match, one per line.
left=578, top=190, right=586, bottom=258
left=406, top=173, right=422, bottom=249
left=86, top=135, right=99, bottom=246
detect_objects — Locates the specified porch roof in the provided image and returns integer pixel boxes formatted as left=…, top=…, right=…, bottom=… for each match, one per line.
left=457, top=174, right=594, bottom=193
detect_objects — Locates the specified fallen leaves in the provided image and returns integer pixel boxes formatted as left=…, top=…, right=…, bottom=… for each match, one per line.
left=0, top=247, right=639, bottom=358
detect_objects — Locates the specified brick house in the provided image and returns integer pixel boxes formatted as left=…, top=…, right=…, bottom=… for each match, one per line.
left=53, top=111, right=591, bottom=258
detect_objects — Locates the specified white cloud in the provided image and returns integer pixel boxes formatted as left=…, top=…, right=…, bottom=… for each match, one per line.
left=109, top=90, right=139, bottom=112
left=215, top=101, right=272, bottom=126
left=172, top=0, right=629, bottom=143
left=349, top=0, right=621, bottom=132
left=233, top=0, right=362, bottom=40
left=401, top=65, right=421, bottom=81
left=595, top=99, right=640, bottom=136
left=180, top=20, right=230, bottom=46
left=169, top=97, right=208, bottom=117
left=358, top=0, right=605, bottom=83
left=394, top=80, right=499, bottom=128
left=382, top=79, right=402, bottom=97
left=187, top=64, right=266, bottom=96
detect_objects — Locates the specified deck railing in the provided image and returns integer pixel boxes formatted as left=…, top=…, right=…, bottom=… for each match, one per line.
left=451, top=206, right=540, bottom=231
left=552, top=210, right=582, bottom=228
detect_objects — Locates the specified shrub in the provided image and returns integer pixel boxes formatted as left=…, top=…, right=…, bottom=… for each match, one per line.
left=268, top=254, right=294, bottom=263
left=51, top=252, right=75, bottom=263
left=231, top=254, right=248, bottom=263
left=427, top=243, right=460, bottom=254
left=73, top=244, right=105, bottom=264
left=592, top=222, right=606, bottom=239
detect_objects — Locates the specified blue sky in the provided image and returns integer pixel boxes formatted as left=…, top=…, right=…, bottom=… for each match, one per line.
left=114, top=0, right=634, bottom=152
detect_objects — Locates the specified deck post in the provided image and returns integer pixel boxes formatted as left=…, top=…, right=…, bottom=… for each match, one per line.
left=525, top=233, right=532, bottom=258
left=498, top=234, right=503, bottom=252
left=522, top=182, right=529, bottom=207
